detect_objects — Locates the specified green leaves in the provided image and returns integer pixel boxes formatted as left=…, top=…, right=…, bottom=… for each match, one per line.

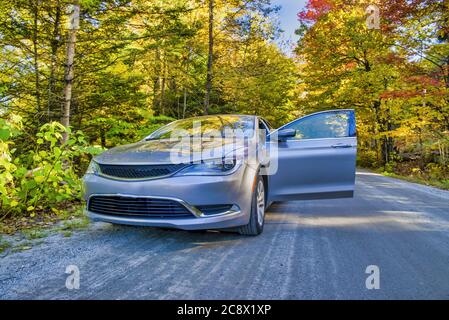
left=0, top=118, right=103, bottom=219
left=34, top=176, right=46, bottom=183
left=297, top=0, right=449, bottom=181
left=0, top=117, right=22, bottom=141
left=0, top=128, right=10, bottom=141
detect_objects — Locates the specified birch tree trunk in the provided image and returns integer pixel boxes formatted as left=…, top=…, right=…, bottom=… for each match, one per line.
left=204, top=0, right=214, bottom=115
left=48, top=0, right=61, bottom=121
left=32, top=0, right=41, bottom=117
left=62, top=2, right=79, bottom=143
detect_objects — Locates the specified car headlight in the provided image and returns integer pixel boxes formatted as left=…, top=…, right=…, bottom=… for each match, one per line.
left=85, top=160, right=100, bottom=175
left=175, top=158, right=242, bottom=176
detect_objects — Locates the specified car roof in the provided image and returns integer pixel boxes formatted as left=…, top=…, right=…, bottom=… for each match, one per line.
left=182, top=114, right=257, bottom=119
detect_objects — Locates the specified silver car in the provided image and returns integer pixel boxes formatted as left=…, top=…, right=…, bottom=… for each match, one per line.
left=83, top=110, right=357, bottom=236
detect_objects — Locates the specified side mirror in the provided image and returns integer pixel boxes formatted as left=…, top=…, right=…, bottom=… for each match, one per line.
left=276, top=129, right=296, bottom=141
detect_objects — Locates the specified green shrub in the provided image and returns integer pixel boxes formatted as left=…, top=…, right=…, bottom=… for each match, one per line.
left=357, top=150, right=379, bottom=168
left=89, top=114, right=175, bottom=148
left=384, top=161, right=396, bottom=173
left=426, top=163, right=449, bottom=180
left=0, top=116, right=103, bottom=219
left=137, top=115, right=175, bottom=139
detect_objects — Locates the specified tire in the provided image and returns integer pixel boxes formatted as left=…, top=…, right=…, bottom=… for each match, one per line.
left=238, top=175, right=266, bottom=236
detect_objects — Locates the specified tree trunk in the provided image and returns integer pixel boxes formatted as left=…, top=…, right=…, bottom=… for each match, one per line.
left=177, top=95, right=180, bottom=119
left=152, top=48, right=161, bottom=114
left=48, top=0, right=61, bottom=121
left=100, top=128, right=106, bottom=148
left=62, top=2, right=79, bottom=143
left=32, top=0, right=41, bottom=118
left=204, top=0, right=214, bottom=115
left=377, top=103, right=394, bottom=166
left=183, top=87, right=187, bottom=119
left=160, top=56, right=166, bottom=115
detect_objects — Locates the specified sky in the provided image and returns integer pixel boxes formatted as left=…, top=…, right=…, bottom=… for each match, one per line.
left=271, top=0, right=307, bottom=54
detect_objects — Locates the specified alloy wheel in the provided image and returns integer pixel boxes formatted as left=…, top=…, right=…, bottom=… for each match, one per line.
left=256, top=180, right=265, bottom=226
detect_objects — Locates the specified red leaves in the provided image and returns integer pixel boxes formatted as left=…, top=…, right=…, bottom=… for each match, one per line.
left=381, top=73, right=446, bottom=100
left=380, top=89, right=448, bottom=99
left=378, top=53, right=406, bottom=65
left=380, top=90, right=422, bottom=99
left=379, top=0, right=411, bottom=25
left=379, top=0, right=444, bottom=33
left=406, top=75, right=442, bottom=87
left=297, top=0, right=334, bottom=24
left=297, top=0, right=439, bottom=32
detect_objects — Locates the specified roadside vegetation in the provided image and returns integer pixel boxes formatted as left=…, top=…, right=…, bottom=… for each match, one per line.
left=1, top=0, right=448, bottom=234
left=296, top=0, right=449, bottom=187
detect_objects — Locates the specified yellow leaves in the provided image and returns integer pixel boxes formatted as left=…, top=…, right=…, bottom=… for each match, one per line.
left=0, top=142, right=13, bottom=164
left=109, top=61, right=128, bottom=75
left=53, top=147, right=62, bottom=158
left=389, top=126, right=413, bottom=139
left=34, top=176, right=46, bottom=183
left=51, top=208, right=61, bottom=215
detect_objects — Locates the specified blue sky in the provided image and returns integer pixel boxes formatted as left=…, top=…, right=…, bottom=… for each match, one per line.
left=272, top=0, right=307, bottom=54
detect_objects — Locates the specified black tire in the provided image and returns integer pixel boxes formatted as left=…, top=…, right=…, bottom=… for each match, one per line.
left=238, top=175, right=265, bottom=236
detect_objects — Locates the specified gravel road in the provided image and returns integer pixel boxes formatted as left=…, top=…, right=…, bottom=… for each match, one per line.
left=1, top=170, right=449, bottom=300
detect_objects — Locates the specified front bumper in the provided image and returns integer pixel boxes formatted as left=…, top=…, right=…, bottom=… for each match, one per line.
left=87, top=209, right=244, bottom=230
left=82, top=163, right=256, bottom=230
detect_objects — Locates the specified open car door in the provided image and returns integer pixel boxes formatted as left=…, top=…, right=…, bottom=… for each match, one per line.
left=267, top=109, right=357, bottom=201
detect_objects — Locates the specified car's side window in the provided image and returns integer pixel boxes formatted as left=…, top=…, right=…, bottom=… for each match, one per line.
left=258, top=119, right=269, bottom=145
left=283, top=111, right=354, bottom=140
left=259, top=119, right=270, bottom=136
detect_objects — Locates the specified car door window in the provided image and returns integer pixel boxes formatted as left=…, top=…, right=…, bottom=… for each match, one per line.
left=259, top=119, right=270, bottom=136
left=283, top=110, right=354, bottom=140
left=257, top=119, right=269, bottom=145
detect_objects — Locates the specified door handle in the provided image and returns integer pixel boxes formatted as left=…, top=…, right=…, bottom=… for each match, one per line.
left=331, top=143, right=352, bottom=148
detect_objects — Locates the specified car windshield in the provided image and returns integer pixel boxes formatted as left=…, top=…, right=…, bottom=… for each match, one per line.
left=146, top=115, right=255, bottom=140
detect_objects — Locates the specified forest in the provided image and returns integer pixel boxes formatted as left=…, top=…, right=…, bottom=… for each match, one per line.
left=0, top=0, right=448, bottom=229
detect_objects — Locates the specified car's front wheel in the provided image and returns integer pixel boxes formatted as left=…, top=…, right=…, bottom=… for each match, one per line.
left=238, top=175, right=265, bottom=236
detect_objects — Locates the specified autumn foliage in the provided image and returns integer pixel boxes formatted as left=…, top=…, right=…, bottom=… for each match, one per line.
left=296, top=0, right=449, bottom=185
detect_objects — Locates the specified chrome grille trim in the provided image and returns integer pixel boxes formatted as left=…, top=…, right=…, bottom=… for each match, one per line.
left=97, top=163, right=189, bottom=181
left=87, top=194, right=202, bottom=218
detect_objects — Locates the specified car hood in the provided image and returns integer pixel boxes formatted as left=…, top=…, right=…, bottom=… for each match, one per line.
left=94, top=138, right=247, bottom=165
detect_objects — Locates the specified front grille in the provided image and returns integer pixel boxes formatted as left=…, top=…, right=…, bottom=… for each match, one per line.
left=98, top=164, right=188, bottom=179
left=196, top=204, right=233, bottom=216
left=88, top=196, right=194, bottom=218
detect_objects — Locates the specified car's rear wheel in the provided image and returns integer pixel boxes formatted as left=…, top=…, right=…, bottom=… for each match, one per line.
left=238, top=175, right=265, bottom=236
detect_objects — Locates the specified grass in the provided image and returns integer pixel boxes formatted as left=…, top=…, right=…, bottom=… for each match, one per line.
left=0, top=204, right=90, bottom=254
left=59, top=215, right=90, bottom=232
left=62, top=231, right=73, bottom=238
left=22, top=229, right=48, bottom=240
left=11, top=241, right=37, bottom=253
left=374, top=169, right=449, bottom=190
left=0, top=237, right=11, bottom=254
left=0, top=203, right=87, bottom=234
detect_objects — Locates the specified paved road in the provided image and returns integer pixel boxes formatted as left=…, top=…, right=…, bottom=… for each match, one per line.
left=1, top=170, right=449, bottom=299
